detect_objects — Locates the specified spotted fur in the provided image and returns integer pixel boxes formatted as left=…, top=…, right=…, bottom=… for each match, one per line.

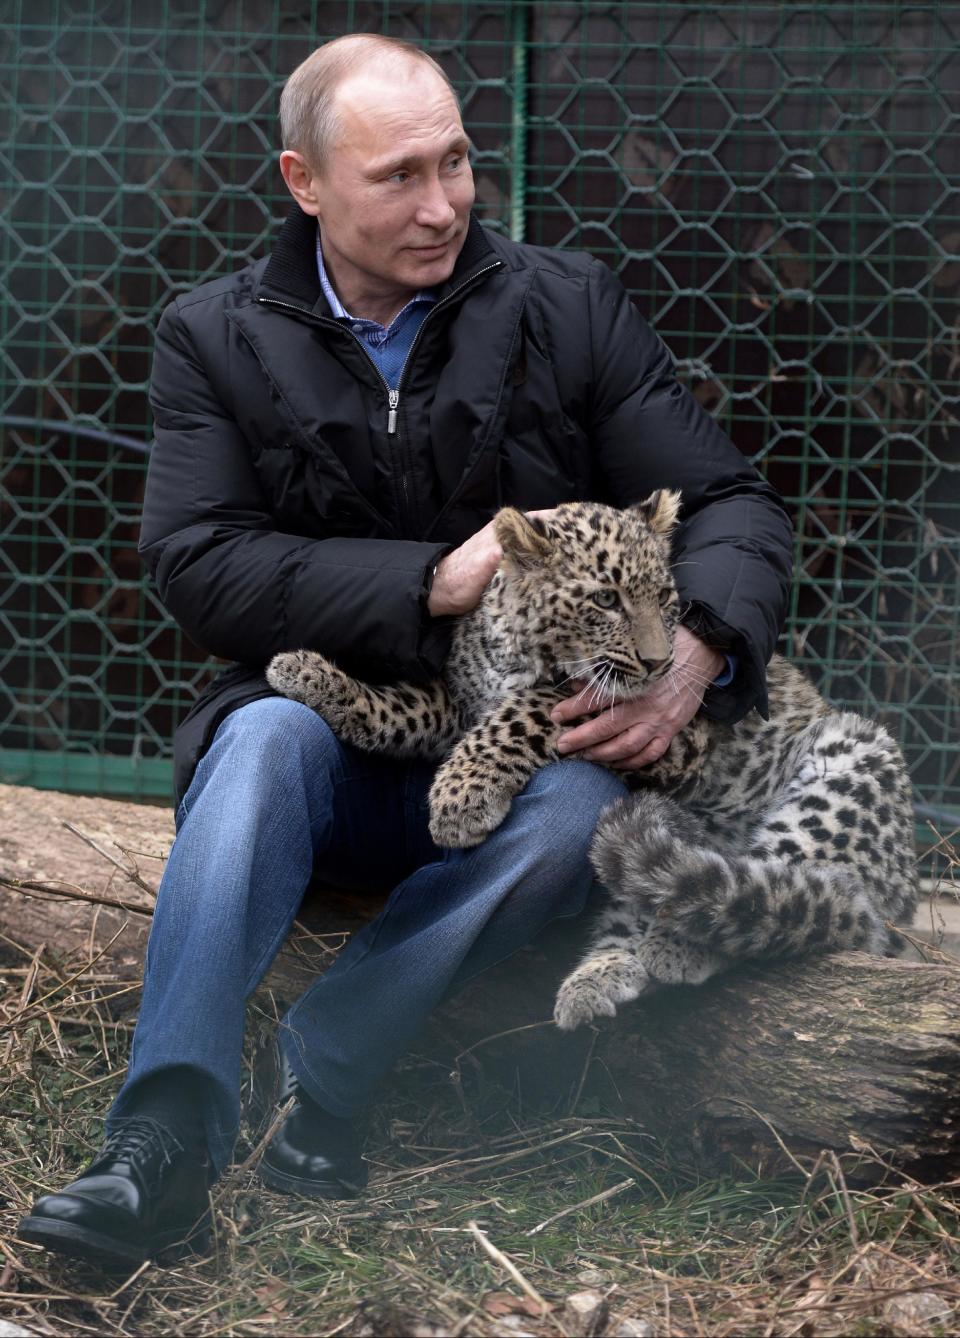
left=267, top=495, right=918, bottom=1028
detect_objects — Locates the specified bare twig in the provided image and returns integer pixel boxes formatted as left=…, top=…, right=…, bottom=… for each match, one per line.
left=525, top=1176, right=636, bottom=1235
left=62, top=821, right=158, bottom=897
left=466, top=1219, right=552, bottom=1318
left=0, top=873, right=155, bottom=918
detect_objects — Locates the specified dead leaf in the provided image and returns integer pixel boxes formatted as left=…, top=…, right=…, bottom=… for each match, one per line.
left=795, top=1275, right=829, bottom=1311
left=253, top=1281, right=288, bottom=1316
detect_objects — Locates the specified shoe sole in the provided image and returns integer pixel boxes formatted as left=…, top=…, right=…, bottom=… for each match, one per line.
left=259, top=1161, right=366, bottom=1200
left=17, top=1215, right=209, bottom=1270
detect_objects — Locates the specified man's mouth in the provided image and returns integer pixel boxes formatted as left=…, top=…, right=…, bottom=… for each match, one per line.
left=409, top=236, right=456, bottom=255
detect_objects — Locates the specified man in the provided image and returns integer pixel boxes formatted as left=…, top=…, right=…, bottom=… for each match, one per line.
left=19, top=33, right=792, bottom=1267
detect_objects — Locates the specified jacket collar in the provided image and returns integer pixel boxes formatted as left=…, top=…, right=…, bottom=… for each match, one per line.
left=256, top=204, right=499, bottom=312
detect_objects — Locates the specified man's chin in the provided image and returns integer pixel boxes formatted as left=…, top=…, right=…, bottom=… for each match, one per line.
left=403, top=237, right=464, bottom=283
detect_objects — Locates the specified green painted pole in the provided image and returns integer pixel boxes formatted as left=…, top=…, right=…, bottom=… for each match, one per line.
left=509, top=2, right=529, bottom=243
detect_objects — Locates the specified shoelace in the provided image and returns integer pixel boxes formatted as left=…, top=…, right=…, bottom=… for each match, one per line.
left=89, top=1116, right=186, bottom=1192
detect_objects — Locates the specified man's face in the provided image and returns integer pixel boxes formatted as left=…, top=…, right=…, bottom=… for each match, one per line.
left=303, top=66, right=475, bottom=304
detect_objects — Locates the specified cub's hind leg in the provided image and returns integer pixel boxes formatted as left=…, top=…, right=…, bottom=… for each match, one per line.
left=266, top=650, right=459, bottom=759
left=554, top=924, right=722, bottom=1030
left=742, top=711, right=918, bottom=956
left=609, top=713, right=917, bottom=961
left=554, top=944, right=653, bottom=1031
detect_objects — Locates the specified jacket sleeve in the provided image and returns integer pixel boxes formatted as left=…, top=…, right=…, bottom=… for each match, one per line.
left=585, top=259, right=794, bottom=720
left=139, top=300, right=452, bottom=679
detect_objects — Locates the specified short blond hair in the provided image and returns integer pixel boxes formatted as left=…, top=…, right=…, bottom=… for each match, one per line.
left=280, top=33, right=459, bottom=170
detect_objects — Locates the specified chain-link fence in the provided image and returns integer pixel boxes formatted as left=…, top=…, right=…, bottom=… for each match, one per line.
left=2, top=1, right=958, bottom=828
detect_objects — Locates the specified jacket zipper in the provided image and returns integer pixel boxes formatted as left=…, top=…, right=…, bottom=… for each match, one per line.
left=257, top=260, right=502, bottom=535
left=256, top=260, right=502, bottom=437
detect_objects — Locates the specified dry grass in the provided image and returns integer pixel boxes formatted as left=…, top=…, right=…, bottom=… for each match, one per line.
left=1, top=827, right=958, bottom=1335
left=1, top=940, right=960, bottom=1337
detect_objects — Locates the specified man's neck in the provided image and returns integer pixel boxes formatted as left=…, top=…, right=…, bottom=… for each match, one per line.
left=320, top=243, right=417, bottom=327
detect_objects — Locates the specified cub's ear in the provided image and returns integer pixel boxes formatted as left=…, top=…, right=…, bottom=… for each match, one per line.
left=494, top=507, right=555, bottom=566
left=632, top=489, right=682, bottom=537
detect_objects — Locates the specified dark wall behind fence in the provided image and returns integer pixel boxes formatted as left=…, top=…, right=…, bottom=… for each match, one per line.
left=1, top=1, right=958, bottom=818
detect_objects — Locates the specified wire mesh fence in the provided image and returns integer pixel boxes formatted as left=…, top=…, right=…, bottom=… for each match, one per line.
left=1, top=1, right=958, bottom=823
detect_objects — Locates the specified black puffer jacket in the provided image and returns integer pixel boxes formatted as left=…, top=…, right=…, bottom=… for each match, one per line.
left=140, top=206, right=793, bottom=805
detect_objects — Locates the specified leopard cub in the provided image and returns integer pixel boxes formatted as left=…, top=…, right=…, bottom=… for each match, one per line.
left=267, top=491, right=698, bottom=850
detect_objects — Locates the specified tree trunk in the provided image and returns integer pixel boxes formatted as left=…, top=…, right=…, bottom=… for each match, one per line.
left=2, top=782, right=958, bottom=1179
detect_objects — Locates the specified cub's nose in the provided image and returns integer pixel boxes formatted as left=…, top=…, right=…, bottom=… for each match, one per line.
left=640, top=656, right=671, bottom=676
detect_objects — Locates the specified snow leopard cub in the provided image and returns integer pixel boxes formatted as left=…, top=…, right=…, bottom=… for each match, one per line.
left=267, top=493, right=918, bottom=1029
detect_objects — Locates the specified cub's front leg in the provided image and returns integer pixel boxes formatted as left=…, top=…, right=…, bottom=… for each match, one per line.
left=266, top=650, right=458, bottom=759
left=554, top=947, right=653, bottom=1032
left=428, top=688, right=561, bottom=848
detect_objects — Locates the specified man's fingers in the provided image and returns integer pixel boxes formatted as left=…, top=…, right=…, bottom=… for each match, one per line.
left=604, top=737, right=671, bottom=769
left=551, top=695, right=588, bottom=724
left=555, top=705, right=643, bottom=753
left=607, top=743, right=669, bottom=770
left=573, top=722, right=662, bottom=763
left=553, top=690, right=638, bottom=731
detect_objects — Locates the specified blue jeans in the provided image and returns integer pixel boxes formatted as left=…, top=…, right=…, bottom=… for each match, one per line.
left=107, top=698, right=626, bottom=1172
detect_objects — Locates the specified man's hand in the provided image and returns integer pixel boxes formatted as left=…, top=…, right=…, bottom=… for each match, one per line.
left=551, top=625, right=725, bottom=770
left=427, top=518, right=503, bottom=617
left=428, top=510, right=556, bottom=617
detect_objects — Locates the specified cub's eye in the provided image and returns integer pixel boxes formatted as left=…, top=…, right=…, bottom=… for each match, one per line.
left=658, top=586, right=674, bottom=607
left=592, top=589, right=620, bottom=610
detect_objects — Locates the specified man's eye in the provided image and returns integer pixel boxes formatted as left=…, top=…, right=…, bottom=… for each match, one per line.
left=446, top=156, right=464, bottom=171
left=592, top=589, right=619, bottom=610
left=658, top=585, right=674, bottom=606
left=389, top=171, right=410, bottom=184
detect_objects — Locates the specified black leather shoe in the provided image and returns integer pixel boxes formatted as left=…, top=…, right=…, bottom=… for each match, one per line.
left=251, top=1038, right=367, bottom=1199
left=17, top=1117, right=212, bottom=1269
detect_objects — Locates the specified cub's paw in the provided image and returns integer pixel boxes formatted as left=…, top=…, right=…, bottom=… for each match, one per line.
left=637, top=930, right=723, bottom=986
left=266, top=650, right=349, bottom=721
left=553, top=954, right=652, bottom=1031
left=428, top=779, right=513, bottom=849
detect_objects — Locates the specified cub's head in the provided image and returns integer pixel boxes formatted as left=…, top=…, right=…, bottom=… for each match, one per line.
left=492, top=492, right=682, bottom=701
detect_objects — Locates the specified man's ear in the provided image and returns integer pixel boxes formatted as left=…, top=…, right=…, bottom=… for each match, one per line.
left=632, top=489, right=682, bottom=537
left=279, top=150, right=322, bottom=216
left=494, top=507, right=555, bottom=567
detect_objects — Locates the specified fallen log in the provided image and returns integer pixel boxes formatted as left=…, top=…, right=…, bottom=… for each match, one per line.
left=423, top=930, right=960, bottom=1180
left=2, top=782, right=959, bottom=1178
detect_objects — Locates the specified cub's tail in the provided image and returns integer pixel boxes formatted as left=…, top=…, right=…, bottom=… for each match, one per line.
left=590, top=792, right=891, bottom=959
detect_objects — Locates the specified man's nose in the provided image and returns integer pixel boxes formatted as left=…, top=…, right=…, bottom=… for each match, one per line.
left=416, top=175, right=457, bottom=229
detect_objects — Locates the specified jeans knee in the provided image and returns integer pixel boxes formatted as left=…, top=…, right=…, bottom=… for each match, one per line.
left=523, top=760, right=628, bottom=865
left=219, top=698, right=336, bottom=768
left=184, top=699, right=341, bottom=819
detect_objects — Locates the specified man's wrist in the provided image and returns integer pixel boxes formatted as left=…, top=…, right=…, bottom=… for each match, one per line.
left=679, top=627, right=724, bottom=682
left=676, top=618, right=736, bottom=689
left=712, top=653, right=738, bottom=688
left=426, top=557, right=455, bottom=617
